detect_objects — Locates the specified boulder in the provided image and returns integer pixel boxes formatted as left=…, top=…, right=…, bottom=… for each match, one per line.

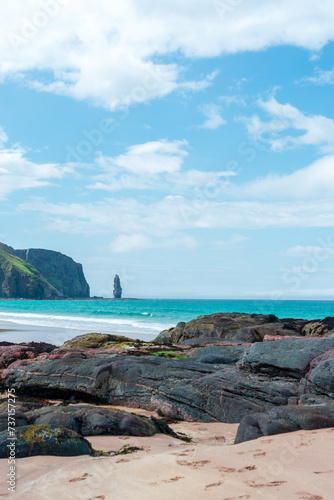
left=302, top=317, right=334, bottom=337
left=0, top=425, right=92, bottom=458
left=155, top=313, right=291, bottom=345
left=63, top=333, right=137, bottom=349
left=28, top=405, right=172, bottom=437
left=235, top=404, right=334, bottom=443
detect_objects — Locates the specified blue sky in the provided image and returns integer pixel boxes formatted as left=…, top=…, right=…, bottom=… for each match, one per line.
left=1, top=0, right=334, bottom=299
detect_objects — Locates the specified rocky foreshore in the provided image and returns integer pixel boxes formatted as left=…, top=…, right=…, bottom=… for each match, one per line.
left=0, top=312, right=334, bottom=460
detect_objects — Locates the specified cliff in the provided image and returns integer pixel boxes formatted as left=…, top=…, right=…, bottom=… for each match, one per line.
left=15, top=248, right=90, bottom=299
left=0, top=243, right=45, bottom=299
left=0, top=242, right=90, bottom=299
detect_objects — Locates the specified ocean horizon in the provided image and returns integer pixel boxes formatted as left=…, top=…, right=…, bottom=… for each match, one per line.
left=1, top=298, right=334, bottom=346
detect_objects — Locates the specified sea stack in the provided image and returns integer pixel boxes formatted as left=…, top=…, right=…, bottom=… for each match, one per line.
left=113, top=274, right=122, bottom=299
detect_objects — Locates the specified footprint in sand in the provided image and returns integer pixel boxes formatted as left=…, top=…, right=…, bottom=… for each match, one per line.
left=246, top=480, right=287, bottom=488
left=238, top=465, right=257, bottom=472
left=149, top=477, right=184, bottom=487
left=171, top=448, right=196, bottom=457
left=162, top=477, right=184, bottom=484
left=215, top=466, right=236, bottom=473
left=222, top=496, right=250, bottom=500
left=177, top=460, right=211, bottom=469
left=69, top=473, right=93, bottom=483
left=253, top=451, right=266, bottom=457
left=297, top=493, right=324, bottom=500
left=214, top=436, right=227, bottom=442
left=205, top=481, right=224, bottom=490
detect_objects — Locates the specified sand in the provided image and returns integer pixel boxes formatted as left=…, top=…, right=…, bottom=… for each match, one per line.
left=0, top=319, right=157, bottom=345
left=0, top=416, right=333, bottom=500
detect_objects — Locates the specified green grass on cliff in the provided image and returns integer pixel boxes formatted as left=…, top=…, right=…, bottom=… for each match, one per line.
left=0, top=243, right=45, bottom=298
left=0, top=243, right=38, bottom=276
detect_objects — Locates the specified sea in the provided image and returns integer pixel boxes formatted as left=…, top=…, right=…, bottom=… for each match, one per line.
left=0, top=298, right=334, bottom=346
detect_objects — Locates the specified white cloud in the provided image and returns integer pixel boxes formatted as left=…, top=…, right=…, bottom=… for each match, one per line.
left=1, top=1, right=334, bottom=109
left=0, top=130, right=75, bottom=199
left=241, top=98, right=334, bottom=153
left=282, top=245, right=334, bottom=257
left=215, top=234, right=248, bottom=248
left=98, top=140, right=188, bottom=175
left=111, top=233, right=153, bottom=253
left=302, top=67, right=334, bottom=85
left=0, top=127, right=8, bottom=147
left=89, top=139, right=236, bottom=192
left=111, top=232, right=197, bottom=252
left=199, top=103, right=226, bottom=130
left=19, top=198, right=334, bottom=243
left=219, top=95, right=247, bottom=107
left=240, top=155, right=334, bottom=200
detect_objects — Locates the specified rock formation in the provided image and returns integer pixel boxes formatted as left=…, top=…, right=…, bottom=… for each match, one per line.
left=155, top=312, right=334, bottom=344
left=15, top=248, right=90, bottom=298
left=0, top=242, right=90, bottom=299
left=113, top=274, right=122, bottom=299
left=1, top=332, right=334, bottom=443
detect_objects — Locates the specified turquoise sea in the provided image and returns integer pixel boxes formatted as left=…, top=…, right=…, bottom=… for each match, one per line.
left=0, top=299, right=334, bottom=345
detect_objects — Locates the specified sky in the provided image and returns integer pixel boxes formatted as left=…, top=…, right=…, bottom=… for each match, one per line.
left=1, top=0, right=334, bottom=299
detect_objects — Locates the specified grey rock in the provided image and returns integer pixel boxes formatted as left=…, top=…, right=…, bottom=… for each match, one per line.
left=0, top=425, right=92, bottom=458
left=235, top=404, right=334, bottom=444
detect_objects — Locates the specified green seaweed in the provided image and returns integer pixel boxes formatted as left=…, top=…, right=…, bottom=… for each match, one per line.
left=111, top=444, right=143, bottom=456
left=149, top=350, right=187, bottom=359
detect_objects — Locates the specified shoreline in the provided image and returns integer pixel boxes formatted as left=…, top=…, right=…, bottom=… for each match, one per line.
left=0, top=319, right=157, bottom=345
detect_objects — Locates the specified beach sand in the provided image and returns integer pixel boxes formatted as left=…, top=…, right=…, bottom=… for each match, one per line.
left=0, top=409, right=333, bottom=500
left=0, top=320, right=156, bottom=345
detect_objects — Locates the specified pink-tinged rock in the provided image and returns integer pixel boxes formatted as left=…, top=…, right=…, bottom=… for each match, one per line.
left=264, top=335, right=313, bottom=342
left=1, top=359, right=32, bottom=379
left=0, top=342, right=56, bottom=373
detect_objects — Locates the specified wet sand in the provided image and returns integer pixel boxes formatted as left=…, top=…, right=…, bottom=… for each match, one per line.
left=0, top=320, right=156, bottom=345
left=0, top=320, right=84, bottom=345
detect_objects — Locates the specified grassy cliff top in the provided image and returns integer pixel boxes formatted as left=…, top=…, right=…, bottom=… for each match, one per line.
left=0, top=243, right=40, bottom=277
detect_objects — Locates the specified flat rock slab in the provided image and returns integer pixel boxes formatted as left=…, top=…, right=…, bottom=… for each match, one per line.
left=238, top=336, right=334, bottom=377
